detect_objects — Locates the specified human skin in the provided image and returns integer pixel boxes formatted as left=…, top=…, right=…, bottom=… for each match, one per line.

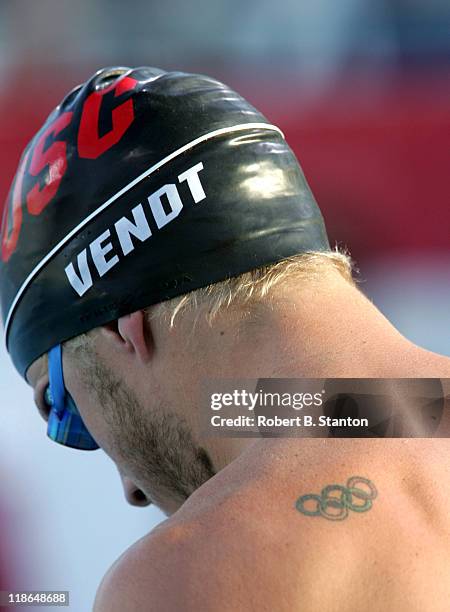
left=26, top=267, right=450, bottom=610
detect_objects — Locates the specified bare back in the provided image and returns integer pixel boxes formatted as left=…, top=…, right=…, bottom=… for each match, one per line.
left=170, top=437, right=450, bottom=612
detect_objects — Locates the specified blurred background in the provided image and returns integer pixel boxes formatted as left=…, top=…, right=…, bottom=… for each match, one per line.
left=0, top=0, right=449, bottom=609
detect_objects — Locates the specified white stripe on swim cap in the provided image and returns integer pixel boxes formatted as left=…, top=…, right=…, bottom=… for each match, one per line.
left=4, top=122, right=284, bottom=348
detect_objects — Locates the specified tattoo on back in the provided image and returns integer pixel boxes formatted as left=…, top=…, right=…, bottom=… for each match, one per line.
left=295, top=476, right=377, bottom=521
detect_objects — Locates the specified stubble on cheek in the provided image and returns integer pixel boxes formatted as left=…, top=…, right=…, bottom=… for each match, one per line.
left=79, top=356, right=217, bottom=505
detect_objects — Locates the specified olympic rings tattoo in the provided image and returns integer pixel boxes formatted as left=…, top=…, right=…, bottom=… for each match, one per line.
left=295, top=476, right=378, bottom=521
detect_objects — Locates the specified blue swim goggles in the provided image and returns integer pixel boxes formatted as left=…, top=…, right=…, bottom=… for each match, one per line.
left=45, top=345, right=99, bottom=450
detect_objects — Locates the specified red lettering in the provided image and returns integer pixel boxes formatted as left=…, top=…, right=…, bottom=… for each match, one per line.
left=1, top=148, right=31, bottom=262
left=2, top=75, right=138, bottom=262
left=77, top=76, right=137, bottom=159
left=26, top=112, right=73, bottom=216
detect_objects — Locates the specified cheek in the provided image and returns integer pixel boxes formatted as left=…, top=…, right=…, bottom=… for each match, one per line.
left=63, top=362, right=113, bottom=454
left=78, top=398, right=111, bottom=453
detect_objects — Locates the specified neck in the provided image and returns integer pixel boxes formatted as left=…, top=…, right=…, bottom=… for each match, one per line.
left=202, top=271, right=450, bottom=471
left=232, top=272, right=450, bottom=378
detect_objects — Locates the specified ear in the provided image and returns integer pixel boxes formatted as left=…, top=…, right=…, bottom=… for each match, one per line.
left=101, top=311, right=152, bottom=364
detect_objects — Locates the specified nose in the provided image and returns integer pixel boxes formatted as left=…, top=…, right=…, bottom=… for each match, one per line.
left=121, top=476, right=151, bottom=507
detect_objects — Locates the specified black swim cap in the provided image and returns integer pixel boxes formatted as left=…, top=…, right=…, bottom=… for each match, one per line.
left=0, top=66, right=330, bottom=378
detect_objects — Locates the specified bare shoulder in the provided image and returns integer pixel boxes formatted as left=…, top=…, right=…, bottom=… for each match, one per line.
left=94, top=439, right=450, bottom=611
left=94, top=522, right=193, bottom=612
left=93, top=446, right=377, bottom=612
left=93, top=497, right=287, bottom=612
left=93, top=518, right=197, bottom=611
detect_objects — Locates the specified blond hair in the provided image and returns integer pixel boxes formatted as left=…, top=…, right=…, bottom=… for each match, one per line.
left=64, top=249, right=354, bottom=351
left=146, top=249, right=354, bottom=328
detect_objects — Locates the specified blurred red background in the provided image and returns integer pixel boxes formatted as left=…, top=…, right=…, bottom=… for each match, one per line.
left=1, top=70, right=449, bottom=266
left=0, top=3, right=449, bottom=608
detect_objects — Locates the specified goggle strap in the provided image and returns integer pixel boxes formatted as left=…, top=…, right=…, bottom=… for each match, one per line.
left=47, top=345, right=66, bottom=418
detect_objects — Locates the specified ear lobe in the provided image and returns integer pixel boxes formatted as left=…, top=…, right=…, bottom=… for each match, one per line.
left=102, top=311, right=152, bottom=363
